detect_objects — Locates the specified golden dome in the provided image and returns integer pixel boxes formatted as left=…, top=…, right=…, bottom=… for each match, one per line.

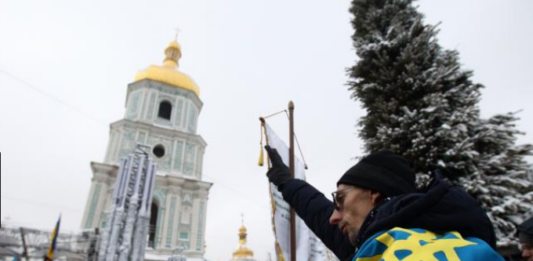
left=233, top=247, right=254, bottom=259
left=233, top=219, right=254, bottom=259
left=134, top=41, right=200, bottom=97
left=167, top=41, right=180, bottom=49
left=239, top=225, right=247, bottom=233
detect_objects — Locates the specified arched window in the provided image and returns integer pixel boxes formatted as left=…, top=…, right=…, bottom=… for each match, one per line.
left=158, top=101, right=172, bottom=120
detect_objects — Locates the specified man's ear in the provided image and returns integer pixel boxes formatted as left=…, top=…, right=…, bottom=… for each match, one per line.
left=370, top=191, right=382, bottom=205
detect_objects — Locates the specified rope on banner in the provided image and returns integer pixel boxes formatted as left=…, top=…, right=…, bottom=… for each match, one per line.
left=257, top=111, right=309, bottom=169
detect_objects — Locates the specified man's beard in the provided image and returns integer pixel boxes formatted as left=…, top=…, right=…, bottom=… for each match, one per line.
left=347, top=227, right=359, bottom=246
left=340, top=221, right=359, bottom=246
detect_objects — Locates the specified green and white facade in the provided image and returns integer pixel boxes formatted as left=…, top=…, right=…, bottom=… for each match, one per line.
left=81, top=42, right=212, bottom=260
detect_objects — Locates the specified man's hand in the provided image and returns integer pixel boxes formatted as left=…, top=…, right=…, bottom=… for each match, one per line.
left=265, top=145, right=293, bottom=187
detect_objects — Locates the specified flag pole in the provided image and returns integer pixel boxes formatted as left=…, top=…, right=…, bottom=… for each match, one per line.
left=19, top=228, right=29, bottom=261
left=288, top=101, right=296, bottom=261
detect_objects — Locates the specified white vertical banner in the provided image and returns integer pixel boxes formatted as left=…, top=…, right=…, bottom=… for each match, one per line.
left=265, top=124, right=337, bottom=261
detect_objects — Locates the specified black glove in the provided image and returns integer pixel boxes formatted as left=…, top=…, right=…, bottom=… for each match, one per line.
left=265, top=145, right=293, bottom=187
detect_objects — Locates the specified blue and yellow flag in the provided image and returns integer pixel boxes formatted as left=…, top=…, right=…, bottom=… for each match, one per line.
left=44, top=215, right=61, bottom=261
left=354, top=227, right=504, bottom=261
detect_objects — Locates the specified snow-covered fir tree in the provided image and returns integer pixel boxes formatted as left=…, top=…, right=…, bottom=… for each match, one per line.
left=348, top=0, right=533, bottom=247
left=464, top=112, right=533, bottom=246
left=348, top=0, right=482, bottom=176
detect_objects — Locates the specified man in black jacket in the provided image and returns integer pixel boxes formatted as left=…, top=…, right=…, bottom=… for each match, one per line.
left=265, top=146, right=503, bottom=261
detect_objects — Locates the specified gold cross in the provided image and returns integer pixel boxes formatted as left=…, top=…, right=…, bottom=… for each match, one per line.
left=174, top=27, right=180, bottom=41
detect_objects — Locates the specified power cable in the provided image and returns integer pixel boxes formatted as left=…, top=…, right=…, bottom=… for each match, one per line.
left=0, top=69, right=107, bottom=126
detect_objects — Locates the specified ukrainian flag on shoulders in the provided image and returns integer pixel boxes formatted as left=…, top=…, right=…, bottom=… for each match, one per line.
left=354, top=227, right=504, bottom=261
left=44, top=215, right=61, bottom=261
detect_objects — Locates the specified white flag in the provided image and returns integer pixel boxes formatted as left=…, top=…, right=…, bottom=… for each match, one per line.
left=265, top=123, right=338, bottom=261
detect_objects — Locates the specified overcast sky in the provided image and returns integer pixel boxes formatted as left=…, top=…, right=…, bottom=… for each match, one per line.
left=1, top=0, right=532, bottom=260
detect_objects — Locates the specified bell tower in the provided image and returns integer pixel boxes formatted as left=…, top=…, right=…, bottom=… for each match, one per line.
left=81, top=39, right=212, bottom=260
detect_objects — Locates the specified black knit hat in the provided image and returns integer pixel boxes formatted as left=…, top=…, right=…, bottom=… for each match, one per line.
left=337, top=150, right=416, bottom=197
left=518, top=216, right=533, bottom=244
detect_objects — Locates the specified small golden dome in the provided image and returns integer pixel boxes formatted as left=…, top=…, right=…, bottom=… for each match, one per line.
left=134, top=41, right=200, bottom=97
left=233, top=247, right=254, bottom=259
left=233, top=217, right=254, bottom=259
left=167, top=41, right=180, bottom=49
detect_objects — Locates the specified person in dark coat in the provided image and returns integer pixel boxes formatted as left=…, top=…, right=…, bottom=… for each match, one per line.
left=518, top=216, right=533, bottom=261
left=264, top=146, right=504, bottom=261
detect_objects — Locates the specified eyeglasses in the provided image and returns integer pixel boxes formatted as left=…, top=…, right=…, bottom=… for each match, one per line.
left=331, top=187, right=354, bottom=212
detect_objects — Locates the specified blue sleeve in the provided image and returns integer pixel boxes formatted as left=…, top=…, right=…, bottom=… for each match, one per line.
left=280, top=179, right=355, bottom=260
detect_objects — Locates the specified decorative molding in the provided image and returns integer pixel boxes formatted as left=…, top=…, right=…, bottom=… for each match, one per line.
left=166, top=196, right=177, bottom=247
left=187, top=103, right=198, bottom=134
left=181, top=192, right=193, bottom=205
left=173, top=140, right=184, bottom=172
left=155, top=208, right=166, bottom=249
left=109, top=119, right=207, bottom=148
left=127, top=79, right=203, bottom=110
left=168, top=186, right=182, bottom=194
left=91, top=162, right=119, bottom=178
left=174, top=98, right=184, bottom=128
left=137, top=131, right=147, bottom=144
left=183, top=143, right=196, bottom=176
left=118, top=130, right=136, bottom=160
left=146, top=92, right=157, bottom=121
left=182, top=100, right=189, bottom=132
left=153, top=188, right=168, bottom=205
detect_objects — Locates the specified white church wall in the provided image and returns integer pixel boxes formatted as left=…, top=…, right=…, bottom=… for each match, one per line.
left=103, top=121, right=206, bottom=179
left=136, top=130, right=148, bottom=144
left=147, top=134, right=174, bottom=172
left=126, top=80, right=203, bottom=133
left=126, top=90, right=143, bottom=120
